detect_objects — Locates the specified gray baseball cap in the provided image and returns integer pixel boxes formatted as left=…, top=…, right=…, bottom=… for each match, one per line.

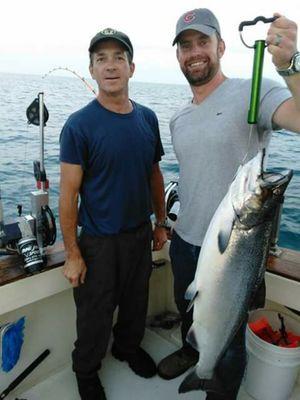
left=89, top=28, right=133, bottom=59
left=173, top=8, right=221, bottom=45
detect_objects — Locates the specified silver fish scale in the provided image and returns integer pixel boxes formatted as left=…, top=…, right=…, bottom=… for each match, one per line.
left=181, top=151, right=292, bottom=390
left=191, top=221, right=272, bottom=379
left=184, top=155, right=292, bottom=379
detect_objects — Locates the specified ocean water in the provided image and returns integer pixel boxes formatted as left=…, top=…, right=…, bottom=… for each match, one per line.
left=0, top=72, right=299, bottom=251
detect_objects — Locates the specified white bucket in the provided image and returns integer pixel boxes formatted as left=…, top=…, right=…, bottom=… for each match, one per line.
left=244, top=309, right=300, bottom=400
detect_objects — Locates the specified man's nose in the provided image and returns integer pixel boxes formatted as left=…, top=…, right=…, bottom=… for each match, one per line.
left=190, top=44, right=202, bottom=57
left=105, top=60, right=117, bottom=70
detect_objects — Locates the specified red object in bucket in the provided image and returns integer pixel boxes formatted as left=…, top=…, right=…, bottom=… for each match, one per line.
left=249, top=317, right=300, bottom=348
left=278, top=331, right=300, bottom=348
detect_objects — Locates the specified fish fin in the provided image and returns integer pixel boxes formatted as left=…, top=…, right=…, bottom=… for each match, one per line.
left=179, top=369, right=226, bottom=394
left=186, top=326, right=199, bottom=351
left=178, top=368, right=203, bottom=393
left=186, top=291, right=199, bottom=313
left=185, top=281, right=198, bottom=312
left=217, top=209, right=235, bottom=254
left=185, top=281, right=197, bottom=300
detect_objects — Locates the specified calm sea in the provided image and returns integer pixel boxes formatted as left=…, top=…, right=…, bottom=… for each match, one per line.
left=0, top=72, right=299, bottom=250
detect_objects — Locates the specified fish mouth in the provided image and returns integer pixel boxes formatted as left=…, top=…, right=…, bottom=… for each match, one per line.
left=260, top=170, right=293, bottom=193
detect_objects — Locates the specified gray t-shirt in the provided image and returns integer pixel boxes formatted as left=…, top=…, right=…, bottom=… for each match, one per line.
left=170, top=78, right=291, bottom=246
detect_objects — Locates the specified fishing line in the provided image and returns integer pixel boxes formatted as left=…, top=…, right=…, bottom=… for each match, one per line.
left=241, top=124, right=265, bottom=166
left=42, top=67, right=97, bottom=95
left=241, top=125, right=255, bottom=165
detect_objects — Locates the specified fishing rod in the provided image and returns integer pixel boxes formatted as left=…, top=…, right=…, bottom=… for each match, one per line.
left=0, top=349, right=50, bottom=399
left=42, top=67, right=97, bottom=95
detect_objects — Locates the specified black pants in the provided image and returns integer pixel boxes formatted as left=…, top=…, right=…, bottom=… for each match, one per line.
left=72, top=222, right=153, bottom=378
left=170, top=231, right=248, bottom=399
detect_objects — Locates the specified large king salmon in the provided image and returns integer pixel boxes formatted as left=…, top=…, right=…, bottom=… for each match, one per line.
left=179, top=150, right=293, bottom=394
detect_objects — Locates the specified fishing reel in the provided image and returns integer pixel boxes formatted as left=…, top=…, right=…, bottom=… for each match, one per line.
left=0, top=189, right=57, bottom=274
left=26, top=97, right=49, bottom=126
left=164, top=181, right=180, bottom=229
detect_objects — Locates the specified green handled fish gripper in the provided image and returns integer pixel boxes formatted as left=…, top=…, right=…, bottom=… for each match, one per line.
left=239, top=16, right=278, bottom=124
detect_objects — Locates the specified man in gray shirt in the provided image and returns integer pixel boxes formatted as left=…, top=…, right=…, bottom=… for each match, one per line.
left=158, top=8, right=300, bottom=400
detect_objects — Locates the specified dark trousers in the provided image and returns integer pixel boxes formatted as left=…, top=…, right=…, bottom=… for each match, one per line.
left=170, top=231, right=247, bottom=399
left=72, top=222, right=153, bottom=379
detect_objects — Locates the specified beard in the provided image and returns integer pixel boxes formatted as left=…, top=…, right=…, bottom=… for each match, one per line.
left=182, top=58, right=220, bottom=86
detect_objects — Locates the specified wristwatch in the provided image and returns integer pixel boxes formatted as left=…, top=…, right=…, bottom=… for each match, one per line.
left=276, top=52, right=300, bottom=76
left=154, top=218, right=169, bottom=229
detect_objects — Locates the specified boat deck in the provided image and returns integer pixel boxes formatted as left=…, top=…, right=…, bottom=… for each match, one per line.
left=1, top=243, right=299, bottom=399
left=16, top=328, right=300, bottom=400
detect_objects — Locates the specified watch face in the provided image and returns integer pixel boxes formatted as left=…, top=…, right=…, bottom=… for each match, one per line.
left=293, top=53, right=300, bottom=72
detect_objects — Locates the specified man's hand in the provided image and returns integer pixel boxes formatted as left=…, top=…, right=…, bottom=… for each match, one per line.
left=152, top=226, right=168, bottom=251
left=267, top=13, right=298, bottom=69
left=63, top=255, right=87, bottom=287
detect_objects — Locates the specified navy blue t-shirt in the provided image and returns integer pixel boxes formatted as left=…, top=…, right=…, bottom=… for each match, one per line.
left=60, top=99, right=164, bottom=236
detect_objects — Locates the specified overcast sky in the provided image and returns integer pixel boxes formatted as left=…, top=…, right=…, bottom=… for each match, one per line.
left=0, top=0, right=299, bottom=84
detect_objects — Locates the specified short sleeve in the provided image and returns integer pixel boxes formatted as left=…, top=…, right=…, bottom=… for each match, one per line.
left=59, top=119, right=88, bottom=170
left=145, top=110, right=164, bottom=164
left=259, top=79, right=292, bottom=132
left=153, top=117, right=164, bottom=164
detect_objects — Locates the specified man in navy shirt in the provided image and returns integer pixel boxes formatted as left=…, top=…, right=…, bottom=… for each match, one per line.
left=59, top=28, right=167, bottom=400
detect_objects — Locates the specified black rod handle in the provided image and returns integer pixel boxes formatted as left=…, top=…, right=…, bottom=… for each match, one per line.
left=0, top=349, right=50, bottom=399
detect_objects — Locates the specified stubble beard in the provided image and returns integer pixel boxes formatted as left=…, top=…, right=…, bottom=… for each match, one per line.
left=182, top=58, right=220, bottom=86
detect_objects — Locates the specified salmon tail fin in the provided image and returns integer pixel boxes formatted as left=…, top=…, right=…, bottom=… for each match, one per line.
left=179, top=369, right=225, bottom=395
left=178, top=368, right=203, bottom=393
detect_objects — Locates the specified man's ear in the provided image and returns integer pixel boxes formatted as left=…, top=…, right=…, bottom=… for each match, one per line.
left=89, top=64, right=95, bottom=80
left=129, top=62, right=135, bottom=78
left=218, top=39, right=225, bottom=58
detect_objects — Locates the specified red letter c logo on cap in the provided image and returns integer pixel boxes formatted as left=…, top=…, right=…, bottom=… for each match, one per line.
left=184, top=12, right=196, bottom=23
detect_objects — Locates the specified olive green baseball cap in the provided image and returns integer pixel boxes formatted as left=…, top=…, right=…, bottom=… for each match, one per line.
left=89, top=27, right=133, bottom=59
